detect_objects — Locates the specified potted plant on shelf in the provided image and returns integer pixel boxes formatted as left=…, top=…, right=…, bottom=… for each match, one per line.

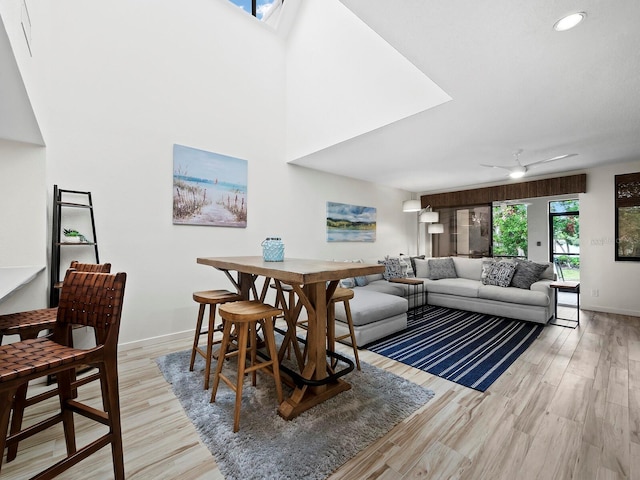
left=63, top=228, right=87, bottom=243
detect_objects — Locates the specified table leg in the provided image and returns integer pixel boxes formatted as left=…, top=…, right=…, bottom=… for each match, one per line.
left=549, top=285, right=580, bottom=328
left=307, top=282, right=327, bottom=391
left=273, top=281, right=305, bottom=370
left=277, top=281, right=351, bottom=420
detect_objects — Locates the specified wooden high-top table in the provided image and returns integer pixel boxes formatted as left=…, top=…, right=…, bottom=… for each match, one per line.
left=197, top=256, right=384, bottom=420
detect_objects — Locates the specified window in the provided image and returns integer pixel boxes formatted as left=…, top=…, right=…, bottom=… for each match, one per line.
left=227, top=0, right=279, bottom=20
left=492, top=203, right=528, bottom=259
left=549, top=199, right=580, bottom=280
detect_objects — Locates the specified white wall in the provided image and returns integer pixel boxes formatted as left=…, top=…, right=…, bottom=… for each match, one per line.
left=525, top=193, right=578, bottom=263
left=581, top=159, right=640, bottom=316
left=0, top=139, right=48, bottom=314
left=1, top=0, right=412, bottom=345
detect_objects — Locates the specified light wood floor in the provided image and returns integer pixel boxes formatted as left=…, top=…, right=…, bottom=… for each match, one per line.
left=2, top=306, right=639, bottom=479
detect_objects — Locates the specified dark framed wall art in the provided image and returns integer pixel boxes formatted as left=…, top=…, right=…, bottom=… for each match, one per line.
left=615, top=172, right=640, bottom=261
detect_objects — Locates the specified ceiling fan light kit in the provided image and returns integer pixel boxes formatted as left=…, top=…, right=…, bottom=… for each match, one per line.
left=509, top=166, right=526, bottom=179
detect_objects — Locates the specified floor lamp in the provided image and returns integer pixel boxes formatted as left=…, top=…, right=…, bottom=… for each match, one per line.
left=428, top=222, right=444, bottom=257
left=402, top=200, right=440, bottom=255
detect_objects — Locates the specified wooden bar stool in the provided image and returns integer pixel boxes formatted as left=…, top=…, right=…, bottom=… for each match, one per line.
left=0, top=270, right=127, bottom=479
left=189, top=290, right=242, bottom=390
left=328, top=287, right=361, bottom=371
left=0, top=261, right=111, bottom=463
left=211, top=300, right=283, bottom=432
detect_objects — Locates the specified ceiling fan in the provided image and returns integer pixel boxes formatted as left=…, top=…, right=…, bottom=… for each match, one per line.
left=481, top=150, right=578, bottom=179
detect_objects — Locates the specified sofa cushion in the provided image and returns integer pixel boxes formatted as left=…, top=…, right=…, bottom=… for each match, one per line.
left=414, top=258, right=429, bottom=278
left=482, top=261, right=517, bottom=287
left=365, top=273, right=384, bottom=283
left=361, top=279, right=408, bottom=297
left=334, top=289, right=407, bottom=326
left=511, top=260, right=549, bottom=289
left=411, top=255, right=425, bottom=272
left=424, top=278, right=480, bottom=298
left=452, top=257, right=482, bottom=281
left=354, top=275, right=369, bottom=286
left=478, top=284, right=549, bottom=307
left=428, top=258, right=457, bottom=280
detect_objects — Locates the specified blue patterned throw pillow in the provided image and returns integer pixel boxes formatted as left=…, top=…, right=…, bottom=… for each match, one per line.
left=379, top=256, right=404, bottom=280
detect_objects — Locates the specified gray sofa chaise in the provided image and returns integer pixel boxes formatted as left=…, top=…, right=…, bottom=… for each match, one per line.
left=334, top=256, right=555, bottom=347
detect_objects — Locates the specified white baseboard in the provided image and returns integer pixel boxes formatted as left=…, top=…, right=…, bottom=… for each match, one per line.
left=581, top=304, right=640, bottom=318
left=118, top=329, right=193, bottom=352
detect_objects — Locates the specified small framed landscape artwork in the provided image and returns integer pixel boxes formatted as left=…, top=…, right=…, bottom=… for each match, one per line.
left=327, top=201, right=376, bottom=242
left=173, top=144, right=248, bottom=227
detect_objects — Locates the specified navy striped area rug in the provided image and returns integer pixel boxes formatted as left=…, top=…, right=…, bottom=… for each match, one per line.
left=367, top=306, right=544, bottom=391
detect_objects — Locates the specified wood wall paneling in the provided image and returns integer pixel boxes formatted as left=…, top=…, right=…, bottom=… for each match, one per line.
left=421, top=174, right=587, bottom=209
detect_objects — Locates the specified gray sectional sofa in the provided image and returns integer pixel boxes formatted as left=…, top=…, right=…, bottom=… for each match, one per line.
left=334, top=256, right=556, bottom=347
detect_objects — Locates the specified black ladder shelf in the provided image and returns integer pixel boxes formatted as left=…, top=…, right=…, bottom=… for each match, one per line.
left=49, top=185, right=100, bottom=307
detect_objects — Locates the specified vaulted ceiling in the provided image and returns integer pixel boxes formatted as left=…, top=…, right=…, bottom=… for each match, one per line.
left=290, top=0, right=640, bottom=192
left=3, top=1, right=639, bottom=194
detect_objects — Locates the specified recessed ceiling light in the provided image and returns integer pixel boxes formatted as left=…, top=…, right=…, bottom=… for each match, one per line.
left=554, top=12, right=587, bottom=31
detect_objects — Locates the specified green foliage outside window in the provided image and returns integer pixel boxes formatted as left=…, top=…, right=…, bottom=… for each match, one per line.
left=552, top=214, right=580, bottom=251
left=618, top=205, right=640, bottom=258
left=549, top=199, right=579, bottom=213
left=492, top=204, right=528, bottom=257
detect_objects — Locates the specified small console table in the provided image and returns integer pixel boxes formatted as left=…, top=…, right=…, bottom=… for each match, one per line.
left=549, top=281, right=580, bottom=328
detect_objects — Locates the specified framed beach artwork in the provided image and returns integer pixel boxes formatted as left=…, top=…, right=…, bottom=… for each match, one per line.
left=326, top=201, right=376, bottom=242
left=173, top=144, right=247, bottom=227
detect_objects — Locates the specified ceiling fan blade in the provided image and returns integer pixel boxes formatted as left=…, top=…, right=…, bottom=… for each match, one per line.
left=525, top=153, right=578, bottom=168
left=480, top=164, right=512, bottom=171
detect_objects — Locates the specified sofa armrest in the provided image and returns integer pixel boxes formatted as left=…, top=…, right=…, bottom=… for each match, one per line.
left=530, top=279, right=555, bottom=305
left=530, top=279, right=552, bottom=293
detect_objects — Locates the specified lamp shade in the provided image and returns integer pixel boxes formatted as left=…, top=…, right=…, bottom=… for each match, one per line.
left=428, top=223, right=444, bottom=234
left=402, top=200, right=421, bottom=212
left=419, top=211, right=439, bottom=223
